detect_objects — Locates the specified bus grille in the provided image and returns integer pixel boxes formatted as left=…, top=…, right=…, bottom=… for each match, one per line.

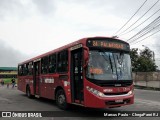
left=104, top=92, right=128, bottom=96
left=106, top=99, right=130, bottom=105
left=97, top=82, right=132, bottom=87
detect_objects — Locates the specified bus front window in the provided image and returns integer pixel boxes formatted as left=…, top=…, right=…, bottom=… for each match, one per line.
left=86, top=50, right=132, bottom=80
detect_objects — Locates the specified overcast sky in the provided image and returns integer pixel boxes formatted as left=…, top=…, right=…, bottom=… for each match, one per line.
left=0, top=0, right=160, bottom=67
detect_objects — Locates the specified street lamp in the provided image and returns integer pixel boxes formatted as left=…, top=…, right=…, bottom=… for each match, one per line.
left=142, top=45, right=155, bottom=61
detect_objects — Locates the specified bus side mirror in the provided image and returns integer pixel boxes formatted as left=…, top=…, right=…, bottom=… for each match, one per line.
left=83, top=46, right=89, bottom=69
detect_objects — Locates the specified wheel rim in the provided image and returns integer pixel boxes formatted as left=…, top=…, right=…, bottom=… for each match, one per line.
left=58, top=94, right=65, bottom=105
left=27, top=88, right=30, bottom=97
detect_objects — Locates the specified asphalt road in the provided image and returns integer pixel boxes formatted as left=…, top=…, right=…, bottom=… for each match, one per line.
left=0, top=85, right=159, bottom=120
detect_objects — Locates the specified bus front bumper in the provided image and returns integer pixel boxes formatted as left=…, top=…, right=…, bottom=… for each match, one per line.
left=84, top=90, right=134, bottom=108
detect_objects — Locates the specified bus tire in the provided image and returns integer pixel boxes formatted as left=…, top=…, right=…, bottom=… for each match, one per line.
left=26, top=86, right=33, bottom=98
left=56, top=89, right=68, bottom=110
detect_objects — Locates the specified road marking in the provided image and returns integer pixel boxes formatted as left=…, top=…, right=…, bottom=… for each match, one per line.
left=0, top=97, right=12, bottom=103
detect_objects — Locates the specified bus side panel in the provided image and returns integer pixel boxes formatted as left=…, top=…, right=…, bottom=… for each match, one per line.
left=39, top=76, right=45, bottom=98
left=45, top=83, right=54, bottom=99
left=28, top=76, right=34, bottom=95
left=18, top=76, right=28, bottom=93
left=40, top=75, right=56, bottom=99
left=18, top=76, right=25, bottom=93
left=40, top=74, right=64, bottom=100
left=18, top=76, right=34, bottom=95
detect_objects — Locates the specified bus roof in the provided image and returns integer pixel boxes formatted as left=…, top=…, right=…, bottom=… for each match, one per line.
left=18, top=36, right=128, bottom=65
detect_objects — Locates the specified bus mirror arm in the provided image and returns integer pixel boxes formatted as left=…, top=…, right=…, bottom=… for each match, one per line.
left=83, top=46, right=89, bottom=69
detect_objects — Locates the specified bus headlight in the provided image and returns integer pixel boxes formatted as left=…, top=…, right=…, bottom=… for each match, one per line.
left=128, top=90, right=133, bottom=95
left=86, top=86, right=105, bottom=97
left=97, top=92, right=104, bottom=97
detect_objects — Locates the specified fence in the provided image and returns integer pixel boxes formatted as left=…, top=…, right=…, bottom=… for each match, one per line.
left=132, top=72, right=160, bottom=89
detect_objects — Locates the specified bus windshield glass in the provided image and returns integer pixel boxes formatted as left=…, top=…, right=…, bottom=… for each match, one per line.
left=86, top=50, right=132, bottom=80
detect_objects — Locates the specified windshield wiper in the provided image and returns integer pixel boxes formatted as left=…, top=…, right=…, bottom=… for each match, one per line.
left=108, top=54, right=113, bottom=73
left=117, top=53, right=124, bottom=65
left=99, top=49, right=114, bottom=73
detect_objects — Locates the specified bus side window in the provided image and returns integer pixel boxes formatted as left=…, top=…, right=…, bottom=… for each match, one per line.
left=26, top=63, right=30, bottom=75
left=23, top=64, right=28, bottom=76
left=49, top=54, right=56, bottom=73
left=57, top=50, right=68, bottom=73
left=18, top=65, right=22, bottom=76
left=28, top=62, right=33, bottom=75
left=21, top=65, right=24, bottom=76
left=41, top=56, right=49, bottom=74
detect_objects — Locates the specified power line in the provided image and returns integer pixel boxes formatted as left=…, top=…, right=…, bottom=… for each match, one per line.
left=129, top=19, right=160, bottom=43
left=130, top=29, right=160, bottom=45
left=127, top=16, right=160, bottom=42
left=118, top=0, right=160, bottom=35
left=128, top=17, right=160, bottom=43
left=119, top=8, right=160, bottom=36
left=129, top=23, right=160, bottom=43
left=113, top=0, right=148, bottom=35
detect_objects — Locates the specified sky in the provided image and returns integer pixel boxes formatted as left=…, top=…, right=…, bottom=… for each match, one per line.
left=0, top=0, right=160, bottom=67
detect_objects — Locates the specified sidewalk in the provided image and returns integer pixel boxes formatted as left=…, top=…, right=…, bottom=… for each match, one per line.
left=0, top=84, right=17, bottom=89
left=134, top=85, right=160, bottom=91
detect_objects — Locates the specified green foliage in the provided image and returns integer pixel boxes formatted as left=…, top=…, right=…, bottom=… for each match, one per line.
left=2, top=78, right=17, bottom=84
left=130, top=48, right=139, bottom=72
left=130, top=48, right=157, bottom=72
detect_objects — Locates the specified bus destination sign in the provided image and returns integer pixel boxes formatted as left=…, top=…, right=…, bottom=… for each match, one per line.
left=87, top=40, right=130, bottom=51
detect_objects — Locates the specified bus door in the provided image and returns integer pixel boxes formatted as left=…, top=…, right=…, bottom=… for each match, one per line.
left=71, top=47, right=84, bottom=104
left=33, top=60, right=41, bottom=95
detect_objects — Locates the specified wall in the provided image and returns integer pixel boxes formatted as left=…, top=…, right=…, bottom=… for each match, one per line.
left=133, top=72, right=160, bottom=88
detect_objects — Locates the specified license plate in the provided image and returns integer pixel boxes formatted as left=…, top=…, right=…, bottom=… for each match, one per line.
left=115, top=99, right=123, bottom=103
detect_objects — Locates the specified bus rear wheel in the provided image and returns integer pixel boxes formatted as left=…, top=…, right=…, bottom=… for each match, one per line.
left=26, top=86, right=33, bottom=98
left=56, top=89, right=68, bottom=110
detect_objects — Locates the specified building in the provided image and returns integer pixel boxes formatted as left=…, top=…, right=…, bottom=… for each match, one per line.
left=0, top=67, right=17, bottom=79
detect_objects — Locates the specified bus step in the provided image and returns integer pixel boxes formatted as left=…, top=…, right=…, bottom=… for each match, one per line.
left=71, top=103, right=84, bottom=107
left=35, top=95, right=40, bottom=98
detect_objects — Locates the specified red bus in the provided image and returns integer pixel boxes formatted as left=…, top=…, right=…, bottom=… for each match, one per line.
left=18, top=37, right=134, bottom=109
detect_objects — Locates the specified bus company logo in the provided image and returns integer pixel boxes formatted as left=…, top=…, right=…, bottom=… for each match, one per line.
left=2, top=112, right=11, bottom=117
left=123, top=87, right=130, bottom=91
left=103, top=89, right=113, bottom=92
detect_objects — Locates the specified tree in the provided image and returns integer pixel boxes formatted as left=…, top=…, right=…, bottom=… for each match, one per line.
left=130, top=48, right=157, bottom=72
left=130, top=48, right=139, bottom=72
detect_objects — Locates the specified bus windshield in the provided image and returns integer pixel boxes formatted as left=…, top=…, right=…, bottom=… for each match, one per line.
left=86, top=50, right=132, bottom=80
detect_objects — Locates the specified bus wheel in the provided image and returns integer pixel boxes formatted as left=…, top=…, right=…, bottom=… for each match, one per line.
left=26, top=86, right=33, bottom=98
left=56, top=89, right=68, bottom=110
